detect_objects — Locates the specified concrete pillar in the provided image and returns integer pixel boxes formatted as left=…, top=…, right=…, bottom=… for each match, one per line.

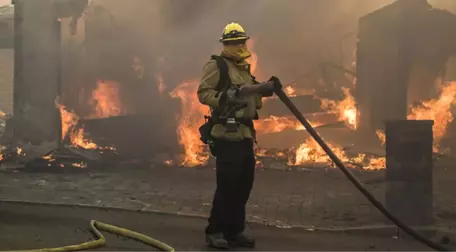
left=12, top=0, right=61, bottom=159
left=356, top=1, right=412, bottom=133
left=11, top=0, right=87, bottom=160
left=356, top=0, right=456, bottom=134
left=385, top=120, right=434, bottom=226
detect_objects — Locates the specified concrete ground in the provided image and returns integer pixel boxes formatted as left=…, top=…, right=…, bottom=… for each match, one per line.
left=1, top=158, right=456, bottom=229
left=0, top=201, right=433, bottom=251
left=0, top=163, right=387, bottom=228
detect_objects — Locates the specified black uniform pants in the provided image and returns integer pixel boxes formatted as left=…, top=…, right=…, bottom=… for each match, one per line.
left=205, top=138, right=255, bottom=237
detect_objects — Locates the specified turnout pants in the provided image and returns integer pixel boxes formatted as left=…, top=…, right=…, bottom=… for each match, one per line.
left=206, top=138, right=255, bottom=237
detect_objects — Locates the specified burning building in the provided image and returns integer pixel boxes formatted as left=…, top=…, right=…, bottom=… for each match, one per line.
left=2, top=0, right=456, bottom=171
left=356, top=0, right=456, bottom=135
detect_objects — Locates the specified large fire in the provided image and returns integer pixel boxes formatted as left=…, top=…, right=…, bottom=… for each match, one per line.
left=279, top=84, right=316, bottom=98
left=408, top=81, right=456, bottom=152
left=255, top=116, right=305, bottom=134
left=169, top=81, right=210, bottom=167
left=246, top=39, right=259, bottom=76
left=166, top=41, right=385, bottom=170
left=336, top=88, right=358, bottom=129
left=288, top=138, right=347, bottom=166
left=287, top=137, right=385, bottom=171
left=162, top=37, right=456, bottom=171
left=165, top=39, right=261, bottom=167
left=374, top=82, right=456, bottom=152
left=320, top=87, right=358, bottom=129
left=57, top=80, right=124, bottom=151
left=58, top=104, right=99, bottom=149
left=58, top=103, right=78, bottom=141
left=89, top=80, right=125, bottom=119
left=376, top=130, right=386, bottom=146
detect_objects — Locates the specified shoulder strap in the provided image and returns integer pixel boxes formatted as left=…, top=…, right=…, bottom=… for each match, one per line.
left=251, top=74, right=260, bottom=84
left=247, top=63, right=260, bottom=84
left=211, top=55, right=233, bottom=92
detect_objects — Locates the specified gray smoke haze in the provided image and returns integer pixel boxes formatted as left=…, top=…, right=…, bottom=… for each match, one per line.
left=88, top=0, right=456, bottom=90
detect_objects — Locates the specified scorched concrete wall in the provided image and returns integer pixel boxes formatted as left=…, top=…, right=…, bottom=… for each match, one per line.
left=0, top=49, right=13, bottom=115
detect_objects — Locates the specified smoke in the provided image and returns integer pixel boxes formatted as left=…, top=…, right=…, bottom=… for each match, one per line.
left=82, top=0, right=456, bottom=103
left=88, top=0, right=399, bottom=87
left=430, top=0, right=456, bottom=12
left=0, top=0, right=10, bottom=6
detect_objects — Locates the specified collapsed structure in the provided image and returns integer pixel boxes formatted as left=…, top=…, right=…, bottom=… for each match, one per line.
left=356, top=0, right=456, bottom=133
left=1, top=0, right=181, bottom=165
left=0, top=0, right=454, bottom=173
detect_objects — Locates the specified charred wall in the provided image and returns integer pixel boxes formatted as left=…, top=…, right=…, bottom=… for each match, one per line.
left=60, top=0, right=399, bottom=118
left=57, top=0, right=456, bottom=151
left=356, top=0, right=456, bottom=132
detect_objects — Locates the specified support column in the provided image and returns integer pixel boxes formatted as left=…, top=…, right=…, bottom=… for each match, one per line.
left=12, top=0, right=61, bottom=160
left=385, top=120, right=434, bottom=226
left=11, top=0, right=87, bottom=160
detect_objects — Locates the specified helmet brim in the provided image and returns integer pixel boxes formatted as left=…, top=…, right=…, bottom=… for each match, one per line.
left=219, top=36, right=250, bottom=42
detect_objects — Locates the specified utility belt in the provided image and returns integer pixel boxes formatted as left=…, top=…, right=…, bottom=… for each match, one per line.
left=198, top=115, right=256, bottom=157
left=211, top=117, right=254, bottom=130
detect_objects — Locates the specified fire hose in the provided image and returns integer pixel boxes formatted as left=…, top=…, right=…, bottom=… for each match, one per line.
left=1, top=220, right=175, bottom=252
left=272, top=86, right=449, bottom=251
left=2, top=83, right=449, bottom=252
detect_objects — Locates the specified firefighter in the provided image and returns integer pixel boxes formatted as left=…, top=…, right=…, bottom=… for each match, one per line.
left=197, top=22, right=281, bottom=249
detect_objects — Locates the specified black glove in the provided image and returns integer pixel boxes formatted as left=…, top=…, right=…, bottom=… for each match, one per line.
left=226, top=87, right=240, bottom=102
left=260, top=76, right=282, bottom=97
left=269, top=76, right=283, bottom=90
left=219, top=87, right=247, bottom=109
left=219, top=86, right=238, bottom=107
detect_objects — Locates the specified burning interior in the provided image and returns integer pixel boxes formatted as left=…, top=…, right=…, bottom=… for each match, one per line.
left=2, top=0, right=456, bottom=172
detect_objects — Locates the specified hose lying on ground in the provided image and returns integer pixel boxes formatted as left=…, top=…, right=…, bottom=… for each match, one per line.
left=2, top=220, right=175, bottom=252
left=274, top=87, right=449, bottom=251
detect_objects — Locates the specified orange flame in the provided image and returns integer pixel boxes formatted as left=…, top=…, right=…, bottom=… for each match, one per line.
left=58, top=103, right=79, bottom=140
left=254, top=116, right=326, bottom=135
left=72, top=162, right=87, bottom=169
left=254, top=116, right=304, bottom=134
left=364, top=157, right=386, bottom=171
left=246, top=39, right=258, bottom=76
left=170, top=81, right=210, bottom=167
left=376, top=129, right=386, bottom=146
left=89, top=80, right=125, bottom=119
left=166, top=38, right=259, bottom=167
left=58, top=104, right=99, bottom=149
left=255, top=160, right=264, bottom=169
left=284, top=85, right=297, bottom=97
left=70, top=128, right=98, bottom=149
left=336, top=88, right=357, bottom=129
left=287, top=137, right=385, bottom=170
left=320, top=88, right=357, bottom=129
left=408, top=81, right=456, bottom=152
left=282, top=84, right=316, bottom=98
left=288, top=138, right=348, bottom=167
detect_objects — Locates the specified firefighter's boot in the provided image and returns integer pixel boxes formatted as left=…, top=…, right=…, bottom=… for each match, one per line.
left=206, top=233, right=230, bottom=249
left=228, top=233, right=256, bottom=248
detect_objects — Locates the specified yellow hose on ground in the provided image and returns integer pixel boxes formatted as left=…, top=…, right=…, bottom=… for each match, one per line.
left=2, top=220, right=175, bottom=252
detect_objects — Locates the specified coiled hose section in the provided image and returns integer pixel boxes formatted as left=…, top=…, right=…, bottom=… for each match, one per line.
left=2, top=220, right=175, bottom=252
left=274, top=88, right=449, bottom=251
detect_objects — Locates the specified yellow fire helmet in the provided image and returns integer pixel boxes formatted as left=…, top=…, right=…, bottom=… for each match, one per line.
left=219, top=22, right=250, bottom=42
